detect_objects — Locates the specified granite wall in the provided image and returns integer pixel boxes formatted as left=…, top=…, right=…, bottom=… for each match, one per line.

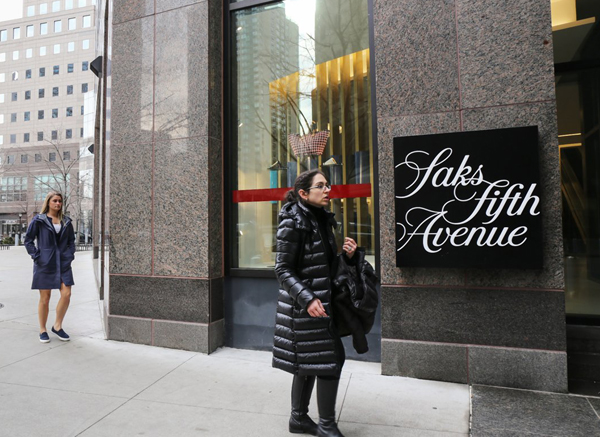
left=107, top=0, right=223, bottom=353
left=373, top=0, right=567, bottom=391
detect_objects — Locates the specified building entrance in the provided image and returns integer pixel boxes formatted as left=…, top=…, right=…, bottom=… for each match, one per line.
left=552, top=0, right=600, bottom=395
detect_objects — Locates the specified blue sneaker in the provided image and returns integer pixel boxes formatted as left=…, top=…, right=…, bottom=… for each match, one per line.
left=39, top=332, right=50, bottom=343
left=51, top=327, right=70, bottom=341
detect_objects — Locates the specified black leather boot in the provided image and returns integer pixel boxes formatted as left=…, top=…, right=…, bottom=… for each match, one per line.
left=289, top=375, right=318, bottom=435
left=316, top=377, right=345, bottom=437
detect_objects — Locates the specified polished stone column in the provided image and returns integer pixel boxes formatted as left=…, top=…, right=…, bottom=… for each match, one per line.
left=374, top=0, right=566, bottom=391
left=107, top=0, right=223, bottom=353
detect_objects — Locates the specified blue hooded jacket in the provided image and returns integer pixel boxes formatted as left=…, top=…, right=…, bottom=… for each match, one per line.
left=24, top=214, right=76, bottom=290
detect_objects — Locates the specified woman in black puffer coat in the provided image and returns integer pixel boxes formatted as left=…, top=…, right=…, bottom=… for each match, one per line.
left=273, top=169, right=357, bottom=437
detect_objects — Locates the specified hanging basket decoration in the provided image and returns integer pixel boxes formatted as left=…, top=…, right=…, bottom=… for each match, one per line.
left=288, top=130, right=330, bottom=157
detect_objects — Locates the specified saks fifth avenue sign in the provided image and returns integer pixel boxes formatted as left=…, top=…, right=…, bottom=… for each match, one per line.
left=394, top=126, right=543, bottom=269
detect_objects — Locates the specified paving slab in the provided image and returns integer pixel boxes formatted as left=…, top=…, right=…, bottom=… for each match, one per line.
left=471, top=385, right=600, bottom=437
left=340, top=372, right=470, bottom=434
left=589, top=397, right=600, bottom=418
left=134, top=350, right=336, bottom=417
left=0, top=323, right=69, bottom=368
left=339, top=422, right=468, bottom=436
left=0, top=336, right=195, bottom=398
left=78, top=398, right=290, bottom=437
left=2, top=300, right=103, bottom=336
left=0, top=382, right=128, bottom=437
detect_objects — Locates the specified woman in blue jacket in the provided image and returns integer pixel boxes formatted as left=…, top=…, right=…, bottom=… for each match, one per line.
left=24, top=191, right=76, bottom=343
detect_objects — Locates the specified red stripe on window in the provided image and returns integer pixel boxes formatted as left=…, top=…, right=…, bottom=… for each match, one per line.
left=233, top=184, right=372, bottom=203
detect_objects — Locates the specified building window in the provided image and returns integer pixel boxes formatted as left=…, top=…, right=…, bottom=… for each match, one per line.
left=11, top=92, right=17, bottom=102
left=80, top=105, right=84, bottom=115
left=0, top=114, right=3, bottom=123
left=63, top=151, right=70, bottom=161
left=67, top=85, right=73, bottom=95
left=23, top=134, right=29, bottom=144
left=11, top=71, right=18, bottom=81
left=66, top=0, right=73, bottom=10
left=0, top=135, right=3, bottom=145
left=35, top=153, right=42, bottom=162
left=27, top=5, right=35, bottom=16
left=52, top=87, right=59, bottom=97
left=35, top=174, right=67, bottom=201
left=82, top=61, right=89, bottom=71
left=0, top=177, right=28, bottom=202
left=0, top=53, right=5, bottom=62
left=26, top=69, right=31, bottom=79
left=78, top=0, right=86, bottom=6
left=12, top=51, right=19, bottom=61
left=54, top=44, right=60, bottom=54
left=10, top=135, right=16, bottom=145
left=52, top=1, right=60, bottom=12
left=80, top=127, right=84, bottom=137
left=26, top=25, right=34, bottom=37
left=68, top=42, right=74, bottom=52
left=40, top=22, right=48, bottom=35
left=82, top=83, right=88, bottom=93
left=40, top=46, right=47, bottom=56
left=51, top=130, right=58, bottom=140
left=66, top=107, right=73, bottom=117
left=68, top=63, right=74, bottom=73
left=40, top=3, right=48, bottom=14
left=25, top=90, right=31, bottom=100
left=40, top=67, right=46, bottom=77
left=68, top=18, right=76, bottom=30
left=26, top=48, right=33, bottom=58
left=37, top=132, right=43, bottom=142
left=10, top=113, right=17, bottom=122
left=54, top=20, right=62, bottom=33
left=53, top=65, right=59, bottom=75
left=52, top=109, right=58, bottom=118
left=39, top=88, right=45, bottom=98
left=0, top=74, right=4, bottom=83
left=0, top=30, right=7, bottom=42
left=24, top=111, right=30, bottom=121
left=230, top=0, right=374, bottom=268
left=13, top=28, right=21, bottom=40
left=49, top=152, right=56, bottom=162
left=66, top=129, right=72, bottom=139
left=83, top=15, right=91, bottom=28
left=82, top=39, right=90, bottom=50
left=38, top=110, right=44, bottom=120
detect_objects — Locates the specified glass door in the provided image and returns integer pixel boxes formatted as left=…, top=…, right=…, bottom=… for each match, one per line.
left=552, top=0, right=600, bottom=321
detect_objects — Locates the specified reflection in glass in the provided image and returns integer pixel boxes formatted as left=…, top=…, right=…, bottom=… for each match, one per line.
left=231, top=0, right=373, bottom=269
left=553, top=0, right=600, bottom=318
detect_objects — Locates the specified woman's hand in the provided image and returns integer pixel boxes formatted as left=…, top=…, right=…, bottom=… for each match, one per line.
left=307, top=298, right=327, bottom=317
left=342, top=237, right=357, bottom=258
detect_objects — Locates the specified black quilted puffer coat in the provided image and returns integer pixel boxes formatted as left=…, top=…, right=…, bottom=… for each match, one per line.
left=272, top=201, right=342, bottom=377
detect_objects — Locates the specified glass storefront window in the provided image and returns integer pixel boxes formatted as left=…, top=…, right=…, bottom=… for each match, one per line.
left=230, top=0, right=374, bottom=269
left=552, top=0, right=600, bottom=318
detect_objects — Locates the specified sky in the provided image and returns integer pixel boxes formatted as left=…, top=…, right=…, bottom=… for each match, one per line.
left=0, top=0, right=24, bottom=22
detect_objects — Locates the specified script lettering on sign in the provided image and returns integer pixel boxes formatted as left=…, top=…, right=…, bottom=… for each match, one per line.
left=393, top=126, right=543, bottom=269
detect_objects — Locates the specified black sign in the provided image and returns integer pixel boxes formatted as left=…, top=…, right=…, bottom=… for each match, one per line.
left=394, top=126, right=542, bottom=269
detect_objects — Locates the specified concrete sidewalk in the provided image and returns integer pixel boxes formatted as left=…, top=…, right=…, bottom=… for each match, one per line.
left=0, top=248, right=470, bottom=436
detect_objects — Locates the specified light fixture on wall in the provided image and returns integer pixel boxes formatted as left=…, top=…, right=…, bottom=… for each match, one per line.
left=90, top=56, right=102, bottom=77
left=551, top=0, right=596, bottom=30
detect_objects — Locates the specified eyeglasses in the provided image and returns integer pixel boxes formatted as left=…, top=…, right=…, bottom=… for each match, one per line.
left=307, top=184, right=331, bottom=191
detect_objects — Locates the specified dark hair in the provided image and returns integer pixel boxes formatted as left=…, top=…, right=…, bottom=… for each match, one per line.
left=284, top=169, right=327, bottom=203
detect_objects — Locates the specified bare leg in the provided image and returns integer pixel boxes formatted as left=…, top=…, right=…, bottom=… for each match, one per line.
left=38, top=289, right=52, bottom=333
left=54, top=283, right=71, bottom=331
